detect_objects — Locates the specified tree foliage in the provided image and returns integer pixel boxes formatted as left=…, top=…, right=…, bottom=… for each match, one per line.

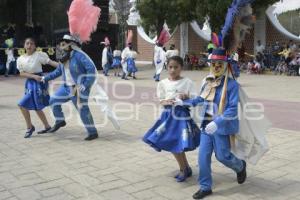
left=136, top=0, right=279, bottom=36
left=136, top=0, right=198, bottom=36
left=111, top=0, right=132, bottom=49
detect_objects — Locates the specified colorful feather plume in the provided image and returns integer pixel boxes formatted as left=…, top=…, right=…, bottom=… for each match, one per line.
left=157, top=23, right=171, bottom=46
left=68, top=0, right=101, bottom=43
left=127, top=30, right=133, bottom=45
left=212, top=32, right=220, bottom=47
left=221, top=0, right=256, bottom=54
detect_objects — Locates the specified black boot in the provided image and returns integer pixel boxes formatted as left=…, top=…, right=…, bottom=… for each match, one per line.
left=84, top=133, right=98, bottom=141
left=237, top=160, right=247, bottom=184
left=48, top=121, right=66, bottom=133
left=193, top=189, right=212, bottom=199
left=37, top=127, right=52, bottom=134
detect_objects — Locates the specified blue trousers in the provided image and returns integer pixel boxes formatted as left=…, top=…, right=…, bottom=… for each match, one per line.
left=104, top=63, right=110, bottom=76
left=198, top=133, right=243, bottom=191
left=49, top=85, right=97, bottom=136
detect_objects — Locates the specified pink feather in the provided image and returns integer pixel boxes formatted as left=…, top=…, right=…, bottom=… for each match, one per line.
left=157, top=27, right=170, bottom=46
left=211, top=32, right=219, bottom=47
left=68, top=0, right=101, bottom=42
left=127, top=30, right=133, bottom=44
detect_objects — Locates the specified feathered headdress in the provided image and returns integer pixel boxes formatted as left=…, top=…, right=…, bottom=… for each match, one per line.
left=67, top=0, right=101, bottom=44
left=127, top=30, right=133, bottom=45
left=221, top=0, right=256, bottom=54
left=157, top=23, right=171, bottom=46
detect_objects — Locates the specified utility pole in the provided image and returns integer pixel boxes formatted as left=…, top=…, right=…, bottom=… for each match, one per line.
left=26, top=0, right=32, bottom=25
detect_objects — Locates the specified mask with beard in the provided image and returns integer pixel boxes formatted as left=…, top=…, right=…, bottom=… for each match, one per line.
left=56, top=42, right=71, bottom=63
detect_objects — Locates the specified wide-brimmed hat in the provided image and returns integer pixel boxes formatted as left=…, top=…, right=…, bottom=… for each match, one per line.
left=209, top=48, right=228, bottom=62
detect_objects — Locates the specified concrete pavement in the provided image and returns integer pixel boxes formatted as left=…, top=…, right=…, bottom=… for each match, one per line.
left=0, top=68, right=299, bottom=200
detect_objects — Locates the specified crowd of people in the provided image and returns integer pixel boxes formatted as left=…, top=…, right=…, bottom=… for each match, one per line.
left=245, top=40, right=300, bottom=76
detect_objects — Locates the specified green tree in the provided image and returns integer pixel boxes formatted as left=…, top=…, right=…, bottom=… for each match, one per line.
left=136, top=0, right=198, bottom=36
left=195, top=0, right=279, bottom=33
left=136, top=0, right=279, bottom=36
left=111, top=0, right=132, bottom=49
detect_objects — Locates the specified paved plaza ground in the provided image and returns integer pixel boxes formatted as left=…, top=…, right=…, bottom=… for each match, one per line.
left=0, top=67, right=300, bottom=200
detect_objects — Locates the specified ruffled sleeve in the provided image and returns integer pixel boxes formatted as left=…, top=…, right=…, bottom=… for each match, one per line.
left=38, top=51, right=50, bottom=65
left=16, top=57, right=24, bottom=72
left=157, top=81, right=166, bottom=101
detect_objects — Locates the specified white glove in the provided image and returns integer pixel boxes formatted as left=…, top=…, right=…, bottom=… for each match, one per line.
left=41, top=76, right=45, bottom=83
left=205, top=121, right=218, bottom=135
left=79, top=85, right=86, bottom=92
left=174, top=98, right=183, bottom=106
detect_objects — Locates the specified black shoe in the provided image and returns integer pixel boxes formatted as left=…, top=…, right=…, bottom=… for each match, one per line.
left=133, top=76, right=137, bottom=79
left=237, top=160, right=247, bottom=184
left=84, top=134, right=98, bottom=141
left=48, top=121, right=66, bottom=133
left=37, top=127, right=52, bottom=134
left=193, top=189, right=212, bottom=199
left=24, top=126, right=35, bottom=138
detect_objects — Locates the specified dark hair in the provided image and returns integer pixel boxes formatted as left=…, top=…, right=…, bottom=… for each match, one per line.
left=24, top=37, right=36, bottom=45
left=167, top=56, right=184, bottom=67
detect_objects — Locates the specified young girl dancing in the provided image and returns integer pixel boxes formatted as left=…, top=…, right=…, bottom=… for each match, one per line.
left=17, top=37, right=58, bottom=138
left=143, top=56, right=200, bottom=182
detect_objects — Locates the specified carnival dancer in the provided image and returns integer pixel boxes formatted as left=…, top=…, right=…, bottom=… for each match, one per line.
left=153, top=25, right=169, bottom=82
left=40, top=0, right=119, bottom=140
left=17, top=37, right=59, bottom=138
left=112, top=46, right=122, bottom=77
left=121, top=44, right=130, bottom=80
left=185, top=48, right=247, bottom=199
left=121, top=30, right=134, bottom=80
left=153, top=42, right=166, bottom=82
left=165, top=44, right=179, bottom=61
left=101, top=37, right=112, bottom=76
left=125, top=45, right=138, bottom=79
left=42, top=35, right=99, bottom=140
left=182, top=1, right=269, bottom=199
left=143, top=56, right=200, bottom=182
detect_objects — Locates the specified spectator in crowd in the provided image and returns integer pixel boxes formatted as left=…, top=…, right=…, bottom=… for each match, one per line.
left=207, top=41, right=216, bottom=54
left=272, top=41, right=282, bottom=68
left=255, top=40, right=265, bottom=54
left=184, top=54, right=191, bottom=70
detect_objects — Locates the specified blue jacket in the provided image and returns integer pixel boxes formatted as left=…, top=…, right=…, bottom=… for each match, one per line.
left=44, top=50, right=96, bottom=89
left=185, top=77, right=239, bottom=135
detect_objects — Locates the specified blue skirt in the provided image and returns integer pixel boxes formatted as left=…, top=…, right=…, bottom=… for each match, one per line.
left=143, top=106, right=200, bottom=153
left=18, top=74, right=50, bottom=110
left=111, top=57, right=121, bottom=68
left=127, top=58, right=138, bottom=73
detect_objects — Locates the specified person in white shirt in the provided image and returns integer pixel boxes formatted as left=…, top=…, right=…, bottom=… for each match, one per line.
left=143, top=56, right=200, bottom=182
left=121, top=43, right=131, bottom=80
left=165, top=44, right=179, bottom=60
left=111, top=47, right=122, bottom=77
left=255, top=40, right=265, bottom=55
left=4, top=47, right=15, bottom=77
left=153, top=42, right=166, bottom=81
left=17, top=37, right=58, bottom=138
left=123, top=44, right=138, bottom=79
left=101, top=37, right=112, bottom=76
